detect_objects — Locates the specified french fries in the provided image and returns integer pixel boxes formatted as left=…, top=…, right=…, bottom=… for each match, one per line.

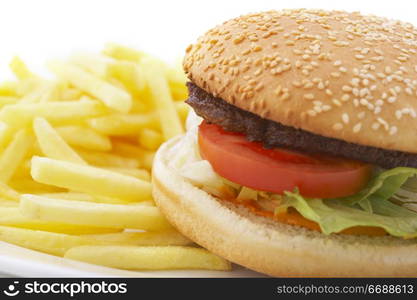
left=0, top=129, right=32, bottom=182
left=0, top=44, right=233, bottom=274
left=0, top=225, right=92, bottom=256
left=0, top=99, right=107, bottom=128
left=31, top=156, right=151, bottom=201
left=48, top=61, right=132, bottom=113
left=142, top=58, right=184, bottom=140
left=64, top=246, right=231, bottom=271
left=33, top=118, right=87, bottom=164
left=9, top=57, right=35, bottom=80
left=20, top=194, right=170, bottom=230
left=0, top=207, right=120, bottom=235
left=84, top=230, right=192, bottom=246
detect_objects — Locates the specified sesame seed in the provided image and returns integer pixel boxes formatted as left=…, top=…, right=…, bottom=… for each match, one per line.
left=332, top=99, right=342, bottom=106
left=342, top=85, right=352, bottom=92
left=333, top=123, right=343, bottom=131
left=280, top=93, right=290, bottom=101
left=274, top=85, right=282, bottom=95
left=350, top=78, right=360, bottom=87
left=395, top=110, right=402, bottom=119
left=389, top=126, right=398, bottom=135
left=371, top=122, right=380, bottom=130
left=314, top=106, right=322, bottom=113
left=341, top=94, right=350, bottom=101
left=375, top=99, right=384, bottom=106
left=357, top=112, right=366, bottom=119
left=353, top=122, right=362, bottom=133
left=377, top=117, right=389, bottom=130
left=353, top=99, right=359, bottom=107
left=342, top=113, right=349, bottom=124
left=388, top=96, right=397, bottom=103
left=360, top=98, right=368, bottom=106
left=406, top=87, right=413, bottom=95
left=304, top=93, right=314, bottom=100
left=307, top=110, right=317, bottom=117
left=333, top=60, right=342, bottom=66
left=322, top=105, right=331, bottom=111
left=292, top=81, right=302, bottom=87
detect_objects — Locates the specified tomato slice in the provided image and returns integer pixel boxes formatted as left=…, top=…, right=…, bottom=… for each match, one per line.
left=198, top=121, right=372, bottom=199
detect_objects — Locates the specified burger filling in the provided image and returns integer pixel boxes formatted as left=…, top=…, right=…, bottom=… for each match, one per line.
left=168, top=84, right=417, bottom=238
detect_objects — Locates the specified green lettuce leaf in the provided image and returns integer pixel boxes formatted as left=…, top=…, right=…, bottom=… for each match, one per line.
left=339, top=167, right=417, bottom=209
left=283, top=191, right=417, bottom=238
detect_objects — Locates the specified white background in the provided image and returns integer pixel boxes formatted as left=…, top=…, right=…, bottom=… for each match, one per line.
left=0, top=0, right=416, bottom=77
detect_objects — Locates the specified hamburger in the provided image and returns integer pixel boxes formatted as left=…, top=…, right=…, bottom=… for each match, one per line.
left=152, top=9, right=417, bottom=276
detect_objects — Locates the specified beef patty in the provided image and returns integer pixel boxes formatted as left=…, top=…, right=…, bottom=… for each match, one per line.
left=186, top=82, right=417, bottom=169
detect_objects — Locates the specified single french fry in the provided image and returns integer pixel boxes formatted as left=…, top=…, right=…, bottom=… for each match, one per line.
left=102, top=43, right=144, bottom=62
left=142, top=58, right=183, bottom=139
left=48, top=61, right=132, bottom=113
left=138, top=128, right=163, bottom=150
left=40, top=192, right=131, bottom=205
left=33, top=118, right=87, bottom=164
left=64, top=246, right=231, bottom=271
left=0, top=129, right=32, bottom=182
left=0, top=225, right=92, bottom=256
left=84, top=230, right=192, bottom=246
left=31, top=156, right=151, bottom=201
left=9, top=56, right=34, bottom=80
left=20, top=195, right=171, bottom=230
left=76, top=149, right=140, bottom=168
left=87, top=113, right=159, bottom=135
left=56, top=125, right=112, bottom=151
left=0, top=100, right=107, bottom=129
left=0, top=207, right=121, bottom=235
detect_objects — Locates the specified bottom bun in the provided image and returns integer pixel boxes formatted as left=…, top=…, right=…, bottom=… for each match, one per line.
left=152, top=136, right=417, bottom=277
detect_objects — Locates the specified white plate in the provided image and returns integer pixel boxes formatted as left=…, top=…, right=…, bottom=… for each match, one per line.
left=0, top=241, right=264, bottom=277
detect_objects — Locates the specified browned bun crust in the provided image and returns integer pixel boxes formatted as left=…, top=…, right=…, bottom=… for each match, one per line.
left=183, top=9, right=417, bottom=153
left=152, top=136, right=417, bottom=277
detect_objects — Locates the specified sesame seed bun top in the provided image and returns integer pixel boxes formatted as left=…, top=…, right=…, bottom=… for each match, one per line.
left=183, top=9, right=417, bottom=154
